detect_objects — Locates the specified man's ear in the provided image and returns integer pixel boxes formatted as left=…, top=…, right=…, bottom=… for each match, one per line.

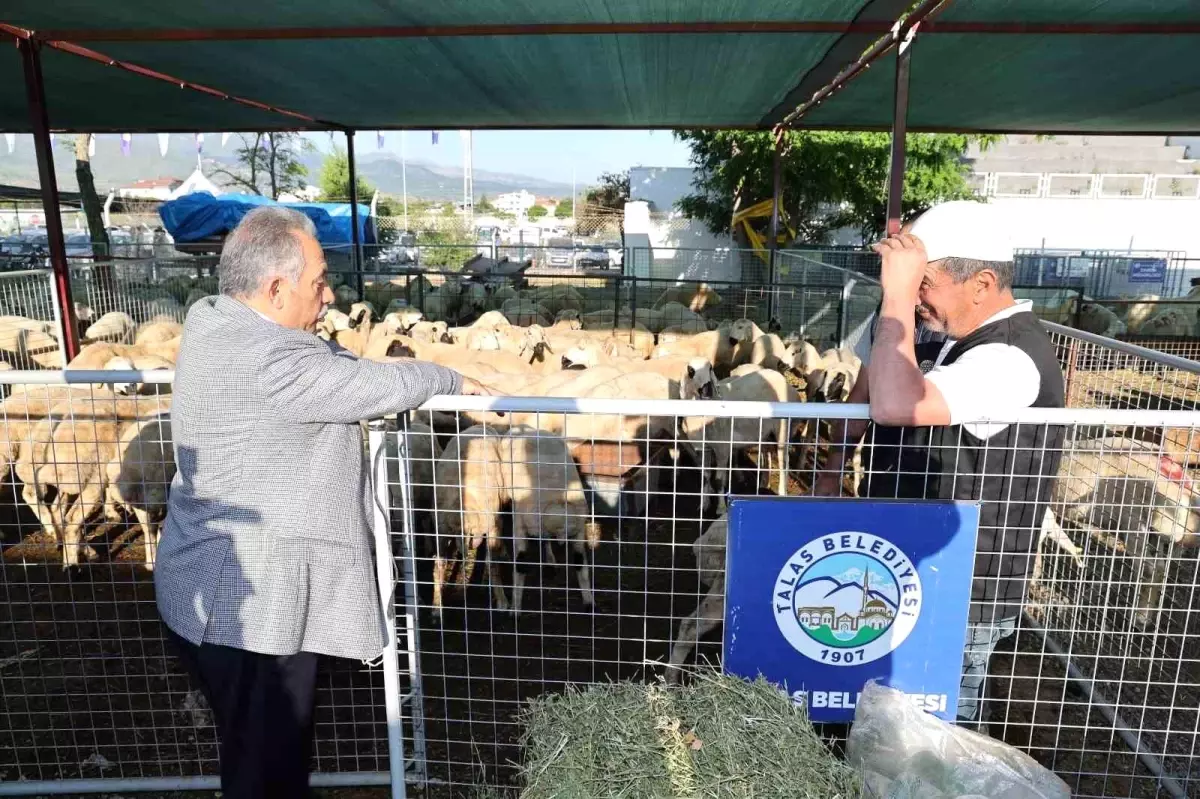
left=267, top=276, right=285, bottom=308
left=974, top=269, right=997, bottom=299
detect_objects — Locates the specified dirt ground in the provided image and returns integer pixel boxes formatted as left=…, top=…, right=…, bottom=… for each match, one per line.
left=3, top=443, right=1197, bottom=798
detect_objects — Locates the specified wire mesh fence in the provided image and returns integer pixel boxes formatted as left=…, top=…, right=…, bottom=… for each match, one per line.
left=0, top=269, right=65, bottom=371
left=373, top=392, right=1200, bottom=799
left=0, top=373, right=391, bottom=793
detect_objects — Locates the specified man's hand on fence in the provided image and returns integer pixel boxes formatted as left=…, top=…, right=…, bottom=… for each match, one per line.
left=460, top=376, right=502, bottom=397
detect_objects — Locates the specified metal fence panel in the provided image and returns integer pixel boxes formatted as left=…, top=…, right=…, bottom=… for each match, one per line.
left=0, top=374, right=391, bottom=793
left=0, top=269, right=63, bottom=370
left=376, top=388, right=1200, bottom=798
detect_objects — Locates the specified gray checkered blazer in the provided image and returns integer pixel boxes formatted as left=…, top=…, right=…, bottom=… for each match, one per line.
left=155, top=295, right=462, bottom=661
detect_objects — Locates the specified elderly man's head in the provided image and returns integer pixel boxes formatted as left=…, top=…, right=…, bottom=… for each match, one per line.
left=219, top=207, right=333, bottom=332
left=906, top=202, right=1015, bottom=339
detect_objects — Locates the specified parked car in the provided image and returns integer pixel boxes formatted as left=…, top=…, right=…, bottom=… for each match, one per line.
left=574, top=243, right=610, bottom=269
left=604, top=241, right=625, bottom=269
left=544, top=237, right=576, bottom=268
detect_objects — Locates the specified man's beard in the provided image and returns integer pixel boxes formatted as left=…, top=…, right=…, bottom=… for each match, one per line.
left=916, top=304, right=945, bottom=333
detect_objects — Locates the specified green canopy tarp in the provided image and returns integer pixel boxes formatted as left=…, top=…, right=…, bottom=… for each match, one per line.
left=1, top=0, right=1198, bottom=132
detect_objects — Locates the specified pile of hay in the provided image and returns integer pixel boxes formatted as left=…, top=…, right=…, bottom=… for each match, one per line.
left=519, top=671, right=862, bottom=798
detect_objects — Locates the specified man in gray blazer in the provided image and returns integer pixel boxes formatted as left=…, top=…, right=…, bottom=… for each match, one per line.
left=155, top=206, right=491, bottom=798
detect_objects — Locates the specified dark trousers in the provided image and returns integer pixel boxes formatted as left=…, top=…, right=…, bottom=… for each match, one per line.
left=166, top=626, right=318, bottom=799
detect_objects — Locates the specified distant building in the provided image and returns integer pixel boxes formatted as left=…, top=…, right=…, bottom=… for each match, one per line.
left=494, top=190, right=537, bottom=215
left=278, top=184, right=322, bottom=203
left=118, top=177, right=183, bottom=201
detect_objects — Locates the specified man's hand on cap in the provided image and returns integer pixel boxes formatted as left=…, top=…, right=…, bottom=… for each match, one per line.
left=872, top=233, right=928, bottom=301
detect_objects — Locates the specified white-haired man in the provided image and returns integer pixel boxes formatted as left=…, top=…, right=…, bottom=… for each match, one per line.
left=819, top=201, right=1064, bottom=727
left=155, top=206, right=493, bottom=798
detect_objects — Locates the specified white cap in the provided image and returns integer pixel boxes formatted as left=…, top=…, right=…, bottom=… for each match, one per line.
left=907, top=200, right=1013, bottom=263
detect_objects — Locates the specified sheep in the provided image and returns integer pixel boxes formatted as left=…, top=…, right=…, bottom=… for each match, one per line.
left=104, top=414, right=174, bottom=569
left=650, top=302, right=704, bottom=333
left=526, top=285, right=584, bottom=316
left=334, top=284, right=359, bottom=311
left=407, top=320, right=450, bottom=344
left=728, top=364, right=765, bottom=378
left=84, top=311, right=136, bottom=344
left=658, top=319, right=709, bottom=341
left=1050, top=438, right=1200, bottom=629
left=431, top=425, right=600, bottom=620
left=1075, top=302, right=1126, bottom=338
left=333, top=319, right=374, bottom=357
left=316, top=308, right=352, bottom=340
left=348, top=301, right=378, bottom=328
left=1124, top=295, right=1161, bottom=331
left=385, top=420, right=441, bottom=553
left=650, top=319, right=759, bottom=378
left=784, top=336, right=823, bottom=374
left=102, top=354, right=175, bottom=395
left=653, top=283, right=722, bottom=313
left=1137, top=307, right=1194, bottom=337
left=668, top=514, right=727, bottom=679
left=681, top=370, right=802, bottom=506
left=625, top=356, right=718, bottom=400
left=552, top=309, right=582, bottom=330
left=502, top=299, right=552, bottom=327
left=135, top=320, right=183, bottom=346
left=749, top=334, right=800, bottom=372
left=470, top=310, right=510, bottom=329
left=805, top=361, right=857, bottom=403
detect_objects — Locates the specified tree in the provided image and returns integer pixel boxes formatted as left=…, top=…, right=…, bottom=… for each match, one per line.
left=585, top=171, right=630, bottom=210
left=210, top=132, right=310, bottom=200
left=674, top=130, right=995, bottom=245
left=69, top=134, right=114, bottom=310
left=318, top=147, right=374, bottom=202
left=555, top=199, right=574, bottom=219
left=477, top=194, right=495, bottom=213
left=528, top=205, right=548, bottom=220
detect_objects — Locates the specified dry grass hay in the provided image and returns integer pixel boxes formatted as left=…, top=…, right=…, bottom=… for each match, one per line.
left=519, top=671, right=861, bottom=798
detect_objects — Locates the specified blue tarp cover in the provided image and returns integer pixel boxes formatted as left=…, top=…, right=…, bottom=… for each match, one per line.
left=158, top=192, right=375, bottom=248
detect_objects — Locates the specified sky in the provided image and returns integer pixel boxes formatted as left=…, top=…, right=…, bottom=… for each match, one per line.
left=328, top=129, right=695, bottom=184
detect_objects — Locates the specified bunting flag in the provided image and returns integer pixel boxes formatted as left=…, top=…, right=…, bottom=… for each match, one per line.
left=376, top=131, right=385, bottom=149
left=158, top=133, right=170, bottom=156
left=195, top=133, right=204, bottom=154
left=221, top=132, right=232, bottom=147
left=431, top=131, right=439, bottom=145
left=3, top=133, right=14, bottom=154
left=87, top=134, right=96, bottom=157
left=120, top=133, right=132, bottom=156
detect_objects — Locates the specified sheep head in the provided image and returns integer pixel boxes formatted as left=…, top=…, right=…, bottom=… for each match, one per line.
left=561, top=346, right=594, bottom=370
left=520, top=325, right=552, bottom=360
left=728, top=318, right=756, bottom=347
left=681, top=358, right=716, bottom=400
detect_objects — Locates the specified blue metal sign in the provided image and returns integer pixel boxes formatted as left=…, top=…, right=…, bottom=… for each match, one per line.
left=1128, top=258, right=1167, bottom=283
left=722, top=497, right=979, bottom=722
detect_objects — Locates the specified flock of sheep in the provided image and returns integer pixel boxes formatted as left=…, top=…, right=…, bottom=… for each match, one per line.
left=0, top=267, right=1195, bottom=669
left=1055, top=283, right=1200, bottom=338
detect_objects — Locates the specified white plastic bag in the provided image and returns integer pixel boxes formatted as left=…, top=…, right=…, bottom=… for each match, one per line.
left=846, top=681, right=1070, bottom=799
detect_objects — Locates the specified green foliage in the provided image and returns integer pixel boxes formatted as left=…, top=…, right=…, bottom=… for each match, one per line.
left=318, top=147, right=375, bottom=203
left=674, top=130, right=996, bottom=244
left=477, top=194, right=496, bottom=213
left=211, top=132, right=310, bottom=200
left=555, top=199, right=574, bottom=219
left=528, top=205, right=549, bottom=220
left=585, top=171, right=631, bottom=210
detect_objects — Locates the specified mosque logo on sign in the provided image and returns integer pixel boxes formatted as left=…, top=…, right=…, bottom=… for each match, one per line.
left=773, top=532, right=922, bottom=666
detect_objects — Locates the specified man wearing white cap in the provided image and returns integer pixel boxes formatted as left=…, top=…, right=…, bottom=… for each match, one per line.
left=819, top=201, right=1065, bottom=727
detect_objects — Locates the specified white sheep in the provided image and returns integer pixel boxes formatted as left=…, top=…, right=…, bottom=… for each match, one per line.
left=83, top=311, right=136, bottom=345
left=105, top=414, right=174, bottom=570
left=653, top=283, right=722, bottom=313
left=102, top=354, right=175, bottom=395
left=408, top=320, right=450, bottom=344
left=668, top=514, right=727, bottom=679
left=431, top=424, right=600, bottom=620
left=502, top=299, right=552, bottom=327
left=348, top=301, right=378, bottom=328
left=134, top=319, right=183, bottom=347
left=1137, top=307, right=1194, bottom=337
left=749, top=334, right=799, bottom=372
left=334, top=284, right=359, bottom=311
left=1075, top=302, right=1126, bottom=338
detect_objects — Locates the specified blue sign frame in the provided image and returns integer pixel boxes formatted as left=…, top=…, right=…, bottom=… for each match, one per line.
left=1128, top=258, right=1167, bottom=284
left=722, top=497, right=979, bottom=722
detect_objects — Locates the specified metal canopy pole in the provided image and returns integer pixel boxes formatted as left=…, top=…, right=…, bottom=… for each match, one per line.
left=767, top=129, right=784, bottom=323
left=18, top=37, right=80, bottom=361
left=885, top=22, right=917, bottom=236
left=346, top=130, right=364, bottom=297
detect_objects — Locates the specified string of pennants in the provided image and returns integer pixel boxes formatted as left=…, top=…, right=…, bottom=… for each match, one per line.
left=0, top=129, right=461, bottom=155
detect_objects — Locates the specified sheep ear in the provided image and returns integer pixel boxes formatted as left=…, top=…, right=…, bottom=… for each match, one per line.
left=829, top=373, right=847, bottom=399
left=686, top=364, right=695, bottom=379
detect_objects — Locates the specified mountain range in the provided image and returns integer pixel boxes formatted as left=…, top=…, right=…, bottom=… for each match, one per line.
left=793, top=575, right=899, bottom=619
left=0, top=133, right=573, bottom=202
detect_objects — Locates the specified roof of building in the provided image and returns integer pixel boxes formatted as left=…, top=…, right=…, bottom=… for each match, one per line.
left=126, top=177, right=183, bottom=189
left=1, top=2, right=1197, bottom=133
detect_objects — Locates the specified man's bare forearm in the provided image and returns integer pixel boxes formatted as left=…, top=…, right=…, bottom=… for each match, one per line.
left=868, top=296, right=927, bottom=425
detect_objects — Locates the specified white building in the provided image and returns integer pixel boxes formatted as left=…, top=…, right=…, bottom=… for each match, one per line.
left=117, top=176, right=183, bottom=201
left=493, top=190, right=537, bottom=215
left=625, top=166, right=736, bottom=281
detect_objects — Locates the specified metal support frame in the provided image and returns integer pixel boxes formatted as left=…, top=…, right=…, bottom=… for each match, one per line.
left=19, top=37, right=80, bottom=362
left=367, top=422, right=413, bottom=799
left=767, top=130, right=783, bottom=322
left=885, top=22, right=916, bottom=236
left=347, top=130, right=364, bottom=297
